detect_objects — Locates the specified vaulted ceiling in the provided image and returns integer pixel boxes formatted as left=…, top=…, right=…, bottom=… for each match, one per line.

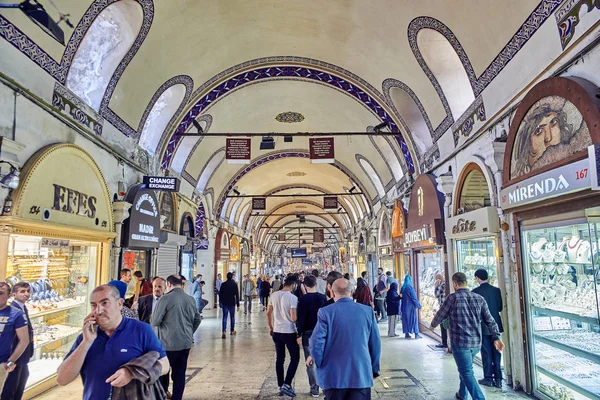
left=0, top=0, right=550, bottom=251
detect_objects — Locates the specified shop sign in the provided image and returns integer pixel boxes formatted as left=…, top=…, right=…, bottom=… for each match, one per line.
left=323, top=196, right=338, bottom=210
left=123, top=184, right=160, bottom=249
left=252, top=197, right=266, bottom=212
left=404, top=226, right=431, bottom=246
left=392, top=236, right=405, bottom=253
left=309, top=138, right=335, bottom=164
left=500, top=158, right=591, bottom=210
left=41, top=238, right=70, bottom=248
left=392, top=200, right=405, bottom=238
left=379, top=246, right=392, bottom=257
left=142, top=176, right=180, bottom=192
left=447, top=207, right=500, bottom=239
left=278, top=233, right=285, bottom=241
left=588, top=144, right=600, bottom=190
left=313, top=228, right=324, bottom=243
left=226, top=138, right=251, bottom=164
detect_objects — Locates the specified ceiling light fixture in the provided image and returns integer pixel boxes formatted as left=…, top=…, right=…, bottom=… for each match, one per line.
left=348, top=186, right=356, bottom=193
left=232, top=188, right=240, bottom=196
left=260, top=136, right=275, bottom=150
left=373, top=121, right=388, bottom=133
left=0, top=1, right=70, bottom=45
left=192, top=119, right=204, bottom=134
left=284, top=135, right=293, bottom=143
left=0, top=161, right=20, bottom=190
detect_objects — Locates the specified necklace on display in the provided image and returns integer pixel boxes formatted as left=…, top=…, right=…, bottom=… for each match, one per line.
left=576, top=241, right=591, bottom=264
left=567, top=236, right=582, bottom=264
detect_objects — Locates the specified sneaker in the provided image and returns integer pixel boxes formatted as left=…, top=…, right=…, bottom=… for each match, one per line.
left=405, top=333, right=411, bottom=339
left=415, top=334, right=422, bottom=339
left=221, top=331, right=226, bottom=339
left=310, top=389, right=320, bottom=398
left=280, top=384, right=296, bottom=397
left=455, top=393, right=464, bottom=400
left=494, top=379, right=503, bottom=388
left=478, top=378, right=494, bottom=387
left=231, top=330, right=237, bottom=335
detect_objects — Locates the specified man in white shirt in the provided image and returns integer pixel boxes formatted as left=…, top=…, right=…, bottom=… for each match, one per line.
left=267, top=276, right=300, bottom=398
left=137, top=277, right=166, bottom=324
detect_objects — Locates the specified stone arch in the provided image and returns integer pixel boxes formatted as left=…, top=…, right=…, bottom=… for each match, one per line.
left=356, top=155, right=386, bottom=199
left=196, top=148, right=226, bottom=193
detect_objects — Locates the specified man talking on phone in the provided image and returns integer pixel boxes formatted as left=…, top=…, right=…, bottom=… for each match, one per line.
left=57, top=284, right=169, bottom=400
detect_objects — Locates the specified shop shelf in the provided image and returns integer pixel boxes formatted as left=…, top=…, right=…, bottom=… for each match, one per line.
left=534, top=334, right=600, bottom=365
left=34, top=329, right=81, bottom=350
left=532, top=306, right=600, bottom=326
left=28, top=301, right=86, bottom=319
left=537, top=365, right=600, bottom=400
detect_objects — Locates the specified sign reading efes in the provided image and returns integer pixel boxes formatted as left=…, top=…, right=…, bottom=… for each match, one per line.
left=143, top=176, right=180, bottom=192
left=500, top=158, right=591, bottom=210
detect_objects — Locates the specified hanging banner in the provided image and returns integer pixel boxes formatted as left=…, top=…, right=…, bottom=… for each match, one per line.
left=226, top=138, right=251, bottom=164
left=313, top=228, right=324, bottom=243
left=323, top=196, right=338, bottom=210
left=278, top=233, right=286, bottom=242
left=309, top=138, right=335, bottom=164
left=252, top=197, right=266, bottom=212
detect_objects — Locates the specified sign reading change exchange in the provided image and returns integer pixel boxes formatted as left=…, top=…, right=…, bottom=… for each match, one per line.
left=143, top=176, right=180, bottom=192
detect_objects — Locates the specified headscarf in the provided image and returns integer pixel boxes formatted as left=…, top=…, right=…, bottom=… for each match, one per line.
left=108, top=280, right=127, bottom=299
left=401, top=275, right=413, bottom=292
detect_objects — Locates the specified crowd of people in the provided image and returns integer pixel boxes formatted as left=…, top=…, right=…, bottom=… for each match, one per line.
left=0, top=265, right=504, bottom=400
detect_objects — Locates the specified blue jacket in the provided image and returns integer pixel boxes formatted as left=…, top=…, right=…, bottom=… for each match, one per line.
left=309, top=297, right=381, bottom=390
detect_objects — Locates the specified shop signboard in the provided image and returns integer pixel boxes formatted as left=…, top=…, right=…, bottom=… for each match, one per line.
left=309, top=138, right=335, bottom=164
left=313, top=228, right=324, bottom=243
left=226, top=138, right=251, bottom=164
left=588, top=144, right=600, bottom=190
left=252, top=197, right=266, bottom=212
left=143, top=176, right=180, bottom=192
left=447, top=207, right=500, bottom=239
left=500, top=158, right=591, bottom=210
left=323, top=196, right=338, bottom=210
left=405, top=174, right=445, bottom=248
left=123, top=184, right=160, bottom=249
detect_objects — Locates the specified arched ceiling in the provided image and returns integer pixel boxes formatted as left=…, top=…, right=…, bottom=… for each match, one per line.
left=0, top=0, right=548, bottom=253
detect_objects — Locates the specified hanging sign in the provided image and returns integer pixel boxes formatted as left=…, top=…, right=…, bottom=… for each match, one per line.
left=313, top=228, right=324, bottom=243
left=447, top=207, right=500, bottom=239
left=252, top=197, right=266, bottom=212
left=391, top=200, right=405, bottom=238
left=278, top=233, right=286, bottom=242
left=123, top=184, right=160, bottom=249
left=323, top=196, right=338, bottom=210
left=226, top=138, right=251, bottom=164
left=309, top=138, right=335, bottom=164
left=404, top=226, right=432, bottom=246
left=500, top=158, right=591, bottom=210
left=143, top=176, right=180, bottom=192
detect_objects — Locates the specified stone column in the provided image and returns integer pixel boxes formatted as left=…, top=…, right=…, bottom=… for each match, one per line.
left=436, top=172, right=455, bottom=284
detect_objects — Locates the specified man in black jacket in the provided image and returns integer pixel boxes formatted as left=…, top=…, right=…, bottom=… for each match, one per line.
left=219, top=272, right=239, bottom=338
left=137, top=277, right=166, bottom=324
left=472, top=269, right=504, bottom=388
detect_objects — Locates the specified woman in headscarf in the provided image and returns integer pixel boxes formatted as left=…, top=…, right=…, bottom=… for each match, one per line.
left=400, top=275, right=421, bottom=339
left=386, top=280, right=401, bottom=337
left=353, top=273, right=373, bottom=307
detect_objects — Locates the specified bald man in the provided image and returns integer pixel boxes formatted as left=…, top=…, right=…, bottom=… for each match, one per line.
left=308, top=279, right=381, bottom=400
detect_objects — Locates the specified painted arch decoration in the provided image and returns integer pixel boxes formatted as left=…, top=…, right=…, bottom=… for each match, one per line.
left=196, top=201, right=209, bottom=250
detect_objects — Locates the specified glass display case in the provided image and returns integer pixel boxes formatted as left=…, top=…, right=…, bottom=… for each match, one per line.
left=416, top=249, right=444, bottom=334
left=455, top=237, right=498, bottom=289
left=5, top=235, right=97, bottom=390
left=521, top=221, right=600, bottom=400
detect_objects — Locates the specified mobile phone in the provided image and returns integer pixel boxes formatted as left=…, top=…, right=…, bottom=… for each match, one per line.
left=89, top=323, right=96, bottom=333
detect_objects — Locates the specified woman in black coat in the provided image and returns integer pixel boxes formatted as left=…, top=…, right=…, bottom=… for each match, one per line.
left=386, top=281, right=401, bottom=337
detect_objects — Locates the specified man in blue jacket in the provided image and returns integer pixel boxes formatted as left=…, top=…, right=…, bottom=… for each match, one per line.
left=308, top=279, right=381, bottom=400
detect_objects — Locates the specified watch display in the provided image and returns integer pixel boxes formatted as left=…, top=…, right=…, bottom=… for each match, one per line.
left=522, top=221, right=600, bottom=400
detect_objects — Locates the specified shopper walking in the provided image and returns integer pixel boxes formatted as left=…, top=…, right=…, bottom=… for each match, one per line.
left=434, top=273, right=449, bottom=349
left=137, top=277, right=165, bottom=324
left=272, top=275, right=282, bottom=292
left=133, top=270, right=153, bottom=305
left=293, top=272, right=307, bottom=298
left=472, top=269, right=504, bottom=388
left=215, top=273, right=223, bottom=306
left=400, top=275, right=421, bottom=339
left=353, top=272, right=373, bottom=307
left=152, top=275, right=201, bottom=400
left=386, top=280, right=401, bottom=337
left=57, top=285, right=169, bottom=400
left=307, top=279, right=381, bottom=400
left=261, top=275, right=272, bottom=311
left=296, top=275, right=327, bottom=397
left=119, top=268, right=134, bottom=308
left=108, top=280, right=139, bottom=320
left=192, top=274, right=203, bottom=312
left=219, top=272, right=240, bottom=338
left=242, top=274, right=256, bottom=314
left=431, top=272, right=504, bottom=400
left=375, top=268, right=388, bottom=322
left=267, top=276, right=300, bottom=397
left=312, top=269, right=326, bottom=295
left=1, top=282, right=32, bottom=400
left=324, top=271, right=343, bottom=306
left=257, top=276, right=263, bottom=306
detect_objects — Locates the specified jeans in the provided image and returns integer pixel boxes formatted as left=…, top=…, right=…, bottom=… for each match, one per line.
left=159, top=348, right=190, bottom=400
left=481, top=335, right=502, bottom=382
left=1, top=363, right=28, bottom=400
left=263, top=295, right=269, bottom=308
left=323, top=388, right=371, bottom=399
left=453, top=347, right=485, bottom=400
left=387, top=315, right=398, bottom=336
left=244, top=295, right=252, bottom=313
left=272, top=332, right=300, bottom=387
left=301, top=331, right=318, bottom=391
left=222, top=305, right=236, bottom=332
left=375, top=298, right=387, bottom=320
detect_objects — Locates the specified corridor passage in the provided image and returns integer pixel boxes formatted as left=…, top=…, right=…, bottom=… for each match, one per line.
left=35, top=303, right=529, bottom=400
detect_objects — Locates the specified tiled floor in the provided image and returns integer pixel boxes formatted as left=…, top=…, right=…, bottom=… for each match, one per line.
left=34, top=303, right=531, bottom=399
